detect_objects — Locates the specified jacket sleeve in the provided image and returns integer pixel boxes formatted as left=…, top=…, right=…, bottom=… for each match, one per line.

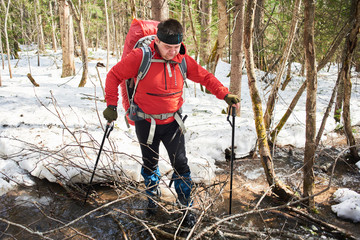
left=185, top=55, right=230, bottom=100
left=104, top=49, right=142, bottom=106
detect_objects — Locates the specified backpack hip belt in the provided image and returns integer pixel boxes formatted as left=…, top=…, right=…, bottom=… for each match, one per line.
left=133, top=108, right=185, bottom=145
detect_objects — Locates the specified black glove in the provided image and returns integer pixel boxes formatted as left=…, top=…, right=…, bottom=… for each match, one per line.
left=224, top=94, right=240, bottom=106
left=103, top=105, right=118, bottom=123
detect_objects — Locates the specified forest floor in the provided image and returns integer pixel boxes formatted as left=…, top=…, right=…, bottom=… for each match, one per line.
left=0, top=129, right=359, bottom=240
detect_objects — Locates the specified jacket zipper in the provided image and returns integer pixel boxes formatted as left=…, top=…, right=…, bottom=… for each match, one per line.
left=173, top=64, right=177, bottom=86
left=163, top=63, right=167, bottom=90
left=164, top=61, right=179, bottom=90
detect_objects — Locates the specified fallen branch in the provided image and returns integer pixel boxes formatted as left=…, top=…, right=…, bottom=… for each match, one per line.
left=27, top=73, right=40, bottom=87
left=286, top=206, right=357, bottom=240
left=0, top=217, right=53, bottom=240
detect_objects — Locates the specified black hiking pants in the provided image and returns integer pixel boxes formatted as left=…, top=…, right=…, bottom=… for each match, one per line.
left=135, top=118, right=190, bottom=176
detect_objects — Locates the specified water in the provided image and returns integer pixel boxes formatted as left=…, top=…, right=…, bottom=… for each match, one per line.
left=0, top=179, right=159, bottom=239
left=1, top=147, right=360, bottom=239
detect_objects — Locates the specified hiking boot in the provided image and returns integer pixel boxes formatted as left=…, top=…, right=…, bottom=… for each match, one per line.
left=145, top=186, right=161, bottom=215
left=182, top=211, right=197, bottom=228
left=147, top=199, right=157, bottom=215
left=173, top=172, right=193, bottom=207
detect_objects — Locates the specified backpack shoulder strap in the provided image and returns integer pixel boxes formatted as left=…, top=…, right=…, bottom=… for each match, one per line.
left=137, top=46, right=153, bottom=80
left=130, top=46, right=152, bottom=100
left=179, top=58, right=187, bottom=80
left=137, top=46, right=187, bottom=83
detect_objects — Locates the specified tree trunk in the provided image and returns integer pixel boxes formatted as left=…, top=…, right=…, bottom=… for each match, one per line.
left=187, top=0, right=199, bottom=62
left=0, top=24, right=2, bottom=85
left=20, top=6, right=25, bottom=44
left=49, top=0, right=58, bottom=52
left=95, top=12, right=99, bottom=51
left=303, top=0, right=317, bottom=208
left=334, top=68, right=344, bottom=122
left=209, top=0, right=227, bottom=74
left=317, top=21, right=352, bottom=72
left=229, top=0, right=245, bottom=116
left=244, top=0, right=294, bottom=201
left=59, top=0, right=75, bottom=77
left=261, top=4, right=349, bottom=143
left=285, top=58, right=293, bottom=85
left=315, top=71, right=342, bottom=148
left=270, top=81, right=306, bottom=143
left=1, top=0, right=12, bottom=79
left=36, top=0, right=45, bottom=52
left=333, top=12, right=357, bottom=124
left=199, top=0, right=212, bottom=66
left=151, top=0, right=169, bottom=21
left=356, top=49, right=360, bottom=72
left=69, top=0, right=88, bottom=87
left=104, top=0, right=110, bottom=72
left=129, top=0, right=136, bottom=19
left=264, top=0, right=302, bottom=131
left=0, top=18, right=5, bottom=70
left=181, top=0, right=186, bottom=32
left=342, top=0, right=360, bottom=163
left=111, top=0, right=119, bottom=62
left=254, top=0, right=265, bottom=70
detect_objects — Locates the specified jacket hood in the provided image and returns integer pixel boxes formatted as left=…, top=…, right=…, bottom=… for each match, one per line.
left=149, top=40, right=186, bottom=63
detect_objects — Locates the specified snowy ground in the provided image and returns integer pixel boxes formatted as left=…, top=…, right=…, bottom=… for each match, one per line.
left=0, top=45, right=359, bottom=222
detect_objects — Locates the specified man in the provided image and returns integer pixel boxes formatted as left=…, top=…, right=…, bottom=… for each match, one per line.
left=103, top=19, right=240, bottom=227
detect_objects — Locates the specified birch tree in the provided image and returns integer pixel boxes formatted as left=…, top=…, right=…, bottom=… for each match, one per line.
left=0, top=18, right=5, bottom=70
left=104, top=0, right=110, bottom=71
left=1, top=0, right=12, bottom=79
left=59, top=0, right=75, bottom=77
left=110, top=0, right=119, bottom=61
left=0, top=26, right=2, bottom=85
left=35, top=0, right=45, bottom=52
left=49, top=0, right=58, bottom=52
left=69, top=0, right=89, bottom=87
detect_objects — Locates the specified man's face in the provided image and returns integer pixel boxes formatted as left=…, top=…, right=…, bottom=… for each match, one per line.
left=155, top=37, right=181, bottom=60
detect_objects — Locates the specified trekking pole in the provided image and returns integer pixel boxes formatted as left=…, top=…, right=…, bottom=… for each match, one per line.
left=84, top=122, right=114, bottom=205
left=227, top=106, right=236, bottom=215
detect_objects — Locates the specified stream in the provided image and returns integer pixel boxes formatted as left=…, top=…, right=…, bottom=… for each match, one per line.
left=1, top=147, right=360, bottom=239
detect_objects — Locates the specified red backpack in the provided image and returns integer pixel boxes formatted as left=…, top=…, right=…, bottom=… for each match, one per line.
left=120, top=19, right=158, bottom=125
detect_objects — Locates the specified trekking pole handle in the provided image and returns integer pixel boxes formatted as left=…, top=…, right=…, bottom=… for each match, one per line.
left=231, top=106, right=236, bottom=117
left=106, top=122, right=114, bottom=138
left=227, top=106, right=236, bottom=127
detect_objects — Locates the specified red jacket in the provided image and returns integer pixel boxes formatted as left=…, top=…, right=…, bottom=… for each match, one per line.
left=105, top=40, right=230, bottom=124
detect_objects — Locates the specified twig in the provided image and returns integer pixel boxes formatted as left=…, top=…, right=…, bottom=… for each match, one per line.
left=41, top=191, right=142, bottom=235
left=34, top=202, right=95, bottom=239
left=286, top=206, right=357, bottom=240
left=0, top=217, right=53, bottom=240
